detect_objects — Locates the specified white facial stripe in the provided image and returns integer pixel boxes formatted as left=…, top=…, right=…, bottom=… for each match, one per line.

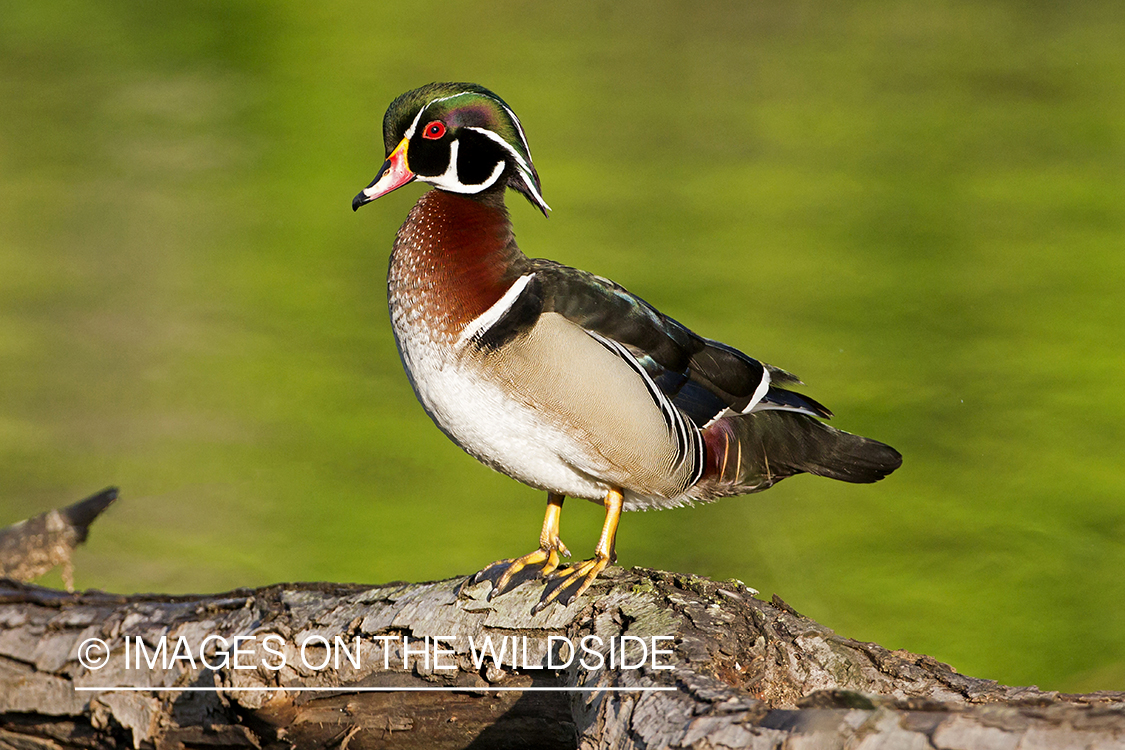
left=407, top=91, right=480, bottom=139
left=517, top=169, right=551, bottom=212
left=465, top=126, right=532, bottom=174
left=410, top=90, right=532, bottom=158
left=441, top=137, right=460, bottom=184
left=424, top=138, right=506, bottom=194
left=497, top=101, right=533, bottom=158
left=405, top=91, right=470, bottom=140
left=465, top=127, right=550, bottom=211
left=403, top=106, right=427, bottom=141
left=406, top=92, right=548, bottom=210
left=423, top=92, right=531, bottom=150
left=456, top=274, right=536, bottom=349
left=437, top=159, right=505, bottom=193
left=428, top=91, right=478, bottom=108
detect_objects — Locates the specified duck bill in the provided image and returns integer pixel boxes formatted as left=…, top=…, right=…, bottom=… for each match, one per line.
left=352, top=138, right=415, bottom=211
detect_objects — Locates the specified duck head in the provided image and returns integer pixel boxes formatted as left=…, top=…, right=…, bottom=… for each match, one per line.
left=352, top=82, right=549, bottom=216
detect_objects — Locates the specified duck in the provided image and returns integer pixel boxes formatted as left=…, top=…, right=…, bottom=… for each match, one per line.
left=352, top=82, right=902, bottom=612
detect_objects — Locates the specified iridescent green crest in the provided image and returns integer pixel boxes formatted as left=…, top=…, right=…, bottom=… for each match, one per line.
left=382, top=82, right=549, bottom=215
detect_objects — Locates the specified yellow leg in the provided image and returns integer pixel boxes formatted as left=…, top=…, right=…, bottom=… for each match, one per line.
left=533, top=488, right=623, bottom=613
left=538, top=493, right=571, bottom=565
left=471, top=493, right=571, bottom=599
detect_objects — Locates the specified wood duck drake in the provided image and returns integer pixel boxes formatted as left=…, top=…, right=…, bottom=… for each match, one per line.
left=353, top=82, right=902, bottom=612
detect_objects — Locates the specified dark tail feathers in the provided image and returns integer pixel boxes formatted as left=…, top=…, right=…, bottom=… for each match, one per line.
left=700, top=410, right=902, bottom=498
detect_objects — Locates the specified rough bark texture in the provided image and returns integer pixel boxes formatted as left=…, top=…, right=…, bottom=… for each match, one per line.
left=1, top=570, right=1122, bottom=749
left=0, top=488, right=118, bottom=592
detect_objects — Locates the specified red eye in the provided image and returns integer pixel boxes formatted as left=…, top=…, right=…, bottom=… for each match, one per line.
left=422, top=121, right=446, bottom=140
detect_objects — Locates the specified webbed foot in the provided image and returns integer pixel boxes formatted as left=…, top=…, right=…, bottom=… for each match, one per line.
left=471, top=543, right=568, bottom=600
left=532, top=553, right=611, bottom=613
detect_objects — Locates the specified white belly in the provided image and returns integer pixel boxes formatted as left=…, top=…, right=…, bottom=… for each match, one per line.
left=392, top=312, right=692, bottom=506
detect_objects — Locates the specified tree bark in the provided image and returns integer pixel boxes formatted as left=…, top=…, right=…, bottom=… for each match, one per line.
left=1, top=569, right=1122, bottom=749
left=0, top=488, right=117, bottom=592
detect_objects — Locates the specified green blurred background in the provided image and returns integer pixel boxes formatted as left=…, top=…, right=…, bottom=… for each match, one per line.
left=1, top=1, right=1122, bottom=693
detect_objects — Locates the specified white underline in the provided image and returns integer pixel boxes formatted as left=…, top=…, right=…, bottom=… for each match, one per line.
left=74, top=686, right=675, bottom=693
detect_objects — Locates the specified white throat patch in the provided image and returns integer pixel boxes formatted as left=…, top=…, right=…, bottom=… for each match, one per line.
left=422, top=138, right=506, bottom=194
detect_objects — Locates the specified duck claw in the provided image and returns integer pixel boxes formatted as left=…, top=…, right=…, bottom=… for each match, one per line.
left=532, top=555, right=610, bottom=614
left=471, top=547, right=562, bottom=600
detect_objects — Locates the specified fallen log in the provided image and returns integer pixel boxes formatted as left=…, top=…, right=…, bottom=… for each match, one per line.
left=1, top=568, right=1122, bottom=749
left=0, top=488, right=118, bottom=592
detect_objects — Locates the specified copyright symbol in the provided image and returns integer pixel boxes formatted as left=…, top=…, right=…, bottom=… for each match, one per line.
left=78, top=638, right=110, bottom=670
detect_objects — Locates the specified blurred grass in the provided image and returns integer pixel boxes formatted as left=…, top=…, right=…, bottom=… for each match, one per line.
left=1, top=0, right=1123, bottom=692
